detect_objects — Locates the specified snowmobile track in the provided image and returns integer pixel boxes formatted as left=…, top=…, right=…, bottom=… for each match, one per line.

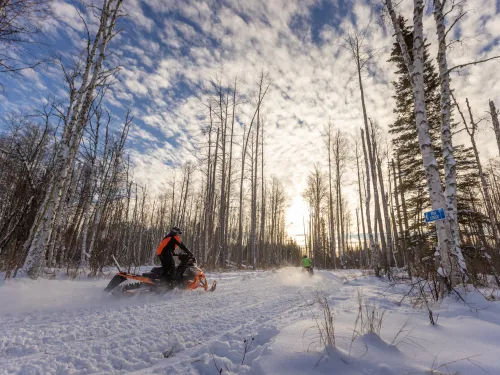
left=0, top=269, right=330, bottom=374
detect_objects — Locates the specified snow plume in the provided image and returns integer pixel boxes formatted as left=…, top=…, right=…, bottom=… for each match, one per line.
left=273, top=266, right=319, bottom=287
left=0, top=273, right=178, bottom=315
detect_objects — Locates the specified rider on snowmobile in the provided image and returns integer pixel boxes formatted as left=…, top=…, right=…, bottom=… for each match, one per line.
left=156, top=226, right=194, bottom=281
left=301, top=254, right=312, bottom=269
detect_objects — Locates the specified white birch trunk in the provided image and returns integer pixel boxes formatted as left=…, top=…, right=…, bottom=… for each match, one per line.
left=81, top=162, right=96, bottom=264
left=385, top=0, right=460, bottom=288
left=22, top=0, right=123, bottom=278
left=433, top=0, right=464, bottom=276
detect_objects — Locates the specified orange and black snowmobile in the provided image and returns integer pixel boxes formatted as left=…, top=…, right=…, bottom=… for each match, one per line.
left=104, top=254, right=216, bottom=297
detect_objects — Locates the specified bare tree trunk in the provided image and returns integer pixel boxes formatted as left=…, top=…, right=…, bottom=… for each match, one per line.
left=369, top=121, right=387, bottom=266
left=237, top=124, right=247, bottom=267
left=490, top=100, right=500, bottom=158
left=225, top=79, right=237, bottom=264
left=203, top=105, right=213, bottom=265
left=251, top=107, right=260, bottom=268
left=250, top=73, right=268, bottom=269
left=259, top=116, right=266, bottom=267
left=361, top=128, right=379, bottom=275
left=216, top=82, right=229, bottom=267
left=388, top=158, right=401, bottom=266
left=209, top=127, right=219, bottom=265
left=396, top=154, right=410, bottom=238
left=454, top=95, right=500, bottom=250
left=392, top=159, right=407, bottom=265
left=356, top=141, right=367, bottom=267
left=236, top=75, right=269, bottom=267
left=326, top=126, right=336, bottom=268
left=377, top=155, right=394, bottom=269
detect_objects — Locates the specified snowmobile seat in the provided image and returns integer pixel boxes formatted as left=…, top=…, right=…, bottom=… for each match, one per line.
left=142, top=267, right=164, bottom=279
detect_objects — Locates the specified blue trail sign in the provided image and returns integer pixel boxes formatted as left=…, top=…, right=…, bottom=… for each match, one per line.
left=424, top=208, right=446, bottom=223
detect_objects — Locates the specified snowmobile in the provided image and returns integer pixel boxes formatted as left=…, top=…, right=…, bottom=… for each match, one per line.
left=104, top=254, right=216, bottom=297
left=302, top=266, right=314, bottom=276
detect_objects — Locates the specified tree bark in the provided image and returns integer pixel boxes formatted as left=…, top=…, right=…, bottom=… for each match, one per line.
left=385, top=0, right=463, bottom=288
left=361, top=128, right=379, bottom=275
left=327, top=125, right=336, bottom=268
left=433, top=0, right=461, bottom=260
left=356, top=142, right=367, bottom=266
left=490, top=100, right=500, bottom=158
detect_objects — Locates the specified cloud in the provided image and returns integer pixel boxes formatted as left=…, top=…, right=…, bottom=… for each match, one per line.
left=2, top=0, right=499, bottom=236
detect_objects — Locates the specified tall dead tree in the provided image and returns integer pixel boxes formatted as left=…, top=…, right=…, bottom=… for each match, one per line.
left=387, top=153, right=400, bottom=267
left=237, top=74, right=269, bottom=267
left=344, top=30, right=383, bottom=275
left=251, top=103, right=260, bottom=268
left=259, top=116, right=266, bottom=267
left=369, top=120, right=387, bottom=265
left=332, top=129, right=348, bottom=264
left=225, top=78, right=238, bottom=263
left=355, top=140, right=367, bottom=266
left=453, top=95, right=500, bottom=250
left=216, top=79, right=229, bottom=267
left=325, top=123, right=336, bottom=268
left=490, top=100, right=500, bottom=158
left=371, top=124, right=393, bottom=268
left=361, top=128, right=379, bottom=275
left=203, top=104, right=214, bottom=265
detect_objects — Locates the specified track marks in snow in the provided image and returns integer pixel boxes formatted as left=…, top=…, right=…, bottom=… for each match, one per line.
left=0, top=268, right=343, bottom=375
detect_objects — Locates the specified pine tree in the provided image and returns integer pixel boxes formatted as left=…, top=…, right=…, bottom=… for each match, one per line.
left=388, top=17, right=479, bottom=251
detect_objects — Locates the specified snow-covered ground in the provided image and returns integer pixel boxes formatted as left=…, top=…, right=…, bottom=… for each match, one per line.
left=0, top=268, right=499, bottom=374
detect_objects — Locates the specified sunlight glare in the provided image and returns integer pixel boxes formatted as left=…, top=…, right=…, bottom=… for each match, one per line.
left=285, top=196, right=309, bottom=246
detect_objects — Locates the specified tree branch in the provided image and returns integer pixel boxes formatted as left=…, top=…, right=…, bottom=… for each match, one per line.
left=446, top=55, right=500, bottom=75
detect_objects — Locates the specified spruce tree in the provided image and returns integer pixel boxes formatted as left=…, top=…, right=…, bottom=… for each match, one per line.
left=388, top=17, right=479, bottom=249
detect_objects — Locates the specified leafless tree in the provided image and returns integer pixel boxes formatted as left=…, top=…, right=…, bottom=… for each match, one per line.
left=0, top=0, right=54, bottom=87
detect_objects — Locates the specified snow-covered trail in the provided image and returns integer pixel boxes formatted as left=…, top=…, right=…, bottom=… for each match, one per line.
left=0, top=268, right=342, bottom=374
left=1, top=268, right=500, bottom=375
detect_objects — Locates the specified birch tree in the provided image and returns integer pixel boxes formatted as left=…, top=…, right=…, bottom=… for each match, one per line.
left=384, top=0, right=464, bottom=289
left=22, top=0, right=124, bottom=279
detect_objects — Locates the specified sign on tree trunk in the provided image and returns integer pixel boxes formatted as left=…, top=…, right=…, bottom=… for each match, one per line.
left=424, top=208, right=446, bottom=223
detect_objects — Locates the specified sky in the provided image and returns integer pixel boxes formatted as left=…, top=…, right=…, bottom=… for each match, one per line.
left=1, top=0, right=500, bottom=243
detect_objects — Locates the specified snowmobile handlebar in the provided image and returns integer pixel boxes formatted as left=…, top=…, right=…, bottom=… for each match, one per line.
left=177, top=253, right=196, bottom=264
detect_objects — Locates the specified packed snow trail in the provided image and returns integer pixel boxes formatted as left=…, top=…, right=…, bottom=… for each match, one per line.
left=1, top=268, right=499, bottom=374
left=0, top=269, right=327, bottom=374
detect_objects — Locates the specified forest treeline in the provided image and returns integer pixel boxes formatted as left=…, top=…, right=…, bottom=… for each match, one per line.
left=0, top=0, right=301, bottom=278
left=302, top=6, right=500, bottom=297
left=0, top=0, right=499, bottom=298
